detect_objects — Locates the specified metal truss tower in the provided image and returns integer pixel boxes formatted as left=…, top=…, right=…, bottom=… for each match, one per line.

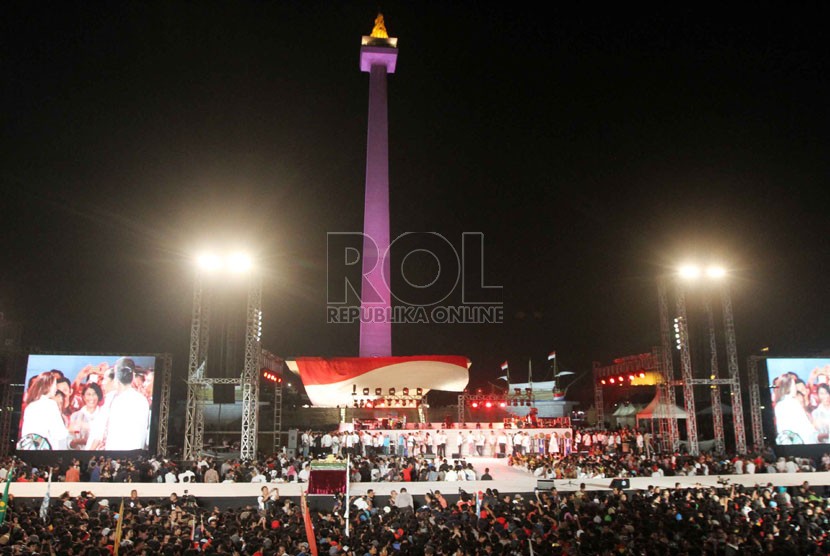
left=675, top=288, right=699, bottom=455
left=155, top=353, right=173, bottom=456
left=184, top=270, right=262, bottom=461
left=747, top=355, right=765, bottom=452
left=657, top=280, right=680, bottom=450
left=705, top=299, right=726, bottom=454
left=659, top=276, right=747, bottom=456
left=240, top=275, right=263, bottom=461
left=721, top=286, right=747, bottom=454
left=592, top=361, right=604, bottom=427
left=184, top=274, right=209, bottom=461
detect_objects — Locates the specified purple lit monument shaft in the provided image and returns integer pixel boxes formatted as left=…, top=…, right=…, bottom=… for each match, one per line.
left=359, top=40, right=397, bottom=357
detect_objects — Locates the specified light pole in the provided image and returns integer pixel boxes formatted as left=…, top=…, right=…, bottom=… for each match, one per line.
left=674, top=263, right=746, bottom=455
left=183, top=252, right=262, bottom=461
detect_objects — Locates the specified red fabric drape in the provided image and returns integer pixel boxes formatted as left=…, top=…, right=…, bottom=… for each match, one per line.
left=300, top=492, right=318, bottom=556
left=308, top=470, right=347, bottom=495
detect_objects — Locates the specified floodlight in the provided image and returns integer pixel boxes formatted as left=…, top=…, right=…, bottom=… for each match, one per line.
left=197, top=253, right=222, bottom=272
left=706, top=265, right=726, bottom=279
left=228, top=252, right=253, bottom=273
left=678, top=264, right=701, bottom=280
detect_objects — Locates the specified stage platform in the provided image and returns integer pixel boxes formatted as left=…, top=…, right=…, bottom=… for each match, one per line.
left=6, top=456, right=830, bottom=501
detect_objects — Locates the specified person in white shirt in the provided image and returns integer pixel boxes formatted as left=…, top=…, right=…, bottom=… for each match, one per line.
left=21, top=372, right=71, bottom=450
left=178, top=467, right=196, bottom=483
left=165, top=469, right=178, bottom=483
left=99, top=359, right=150, bottom=450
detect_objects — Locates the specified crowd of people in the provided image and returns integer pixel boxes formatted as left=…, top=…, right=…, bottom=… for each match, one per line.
left=5, top=422, right=830, bottom=554
left=3, top=468, right=830, bottom=554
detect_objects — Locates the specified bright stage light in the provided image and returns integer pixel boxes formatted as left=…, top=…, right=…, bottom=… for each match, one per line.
left=485, top=401, right=493, bottom=408
left=678, top=264, right=701, bottom=280
left=197, top=253, right=222, bottom=272
left=228, top=252, right=253, bottom=273
left=706, top=265, right=726, bottom=279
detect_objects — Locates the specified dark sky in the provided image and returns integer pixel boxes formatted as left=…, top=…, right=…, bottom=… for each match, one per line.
left=3, top=3, right=829, bottom=403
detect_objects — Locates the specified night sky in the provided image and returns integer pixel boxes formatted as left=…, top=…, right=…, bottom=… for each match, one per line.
left=3, top=3, right=829, bottom=405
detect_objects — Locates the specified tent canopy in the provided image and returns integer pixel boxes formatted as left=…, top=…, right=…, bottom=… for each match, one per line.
left=636, top=394, right=688, bottom=420
left=612, top=404, right=642, bottom=417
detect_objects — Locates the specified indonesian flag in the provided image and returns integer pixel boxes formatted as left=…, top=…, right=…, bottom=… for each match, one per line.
left=548, top=351, right=556, bottom=361
left=300, top=490, right=318, bottom=556
left=500, top=361, right=509, bottom=371
left=286, top=356, right=469, bottom=407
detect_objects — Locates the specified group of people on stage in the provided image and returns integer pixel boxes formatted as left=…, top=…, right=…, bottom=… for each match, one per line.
left=772, top=365, right=830, bottom=444
left=18, top=357, right=152, bottom=451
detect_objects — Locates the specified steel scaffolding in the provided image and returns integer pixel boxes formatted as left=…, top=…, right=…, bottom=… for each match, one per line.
left=721, top=286, right=747, bottom=454
left=184, top=271, right=262, bottom=461
left=705, top=299, right=726, bottom=454
left=240, top=275, right=262, bottom=461
left=747, top=355, right=765, bottom=452
left=657, top=280, right=680, bottom=450
left=155, top=353, right=173, bottom=456
left=659, top=277, right=747, bottom=456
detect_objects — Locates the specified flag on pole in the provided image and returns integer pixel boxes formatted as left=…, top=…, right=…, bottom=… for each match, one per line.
left=300, top=490, right=318, bottom=556
left=39, top=469, right=52, bottom=522
left=0, top=466, right=14, bottom=525
left=344, top=454, right=351, bottom=538
left=500, top=361, right=509, bottom=371
left=548, top=351, right=556, bottom=361
left=113, top=498, right=125, bottom=556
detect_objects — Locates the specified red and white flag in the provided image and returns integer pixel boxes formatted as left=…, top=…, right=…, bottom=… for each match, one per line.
left=500, top=361, right=509, bottom=371
left=548, top=351, right=556, bottom=361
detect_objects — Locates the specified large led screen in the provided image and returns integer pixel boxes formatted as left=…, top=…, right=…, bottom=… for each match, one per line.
left=19, top=354, right=155, bottom=451
left=767, top=358, right=830, bottom=445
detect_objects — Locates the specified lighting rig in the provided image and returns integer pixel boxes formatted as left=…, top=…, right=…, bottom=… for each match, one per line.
left=350, top=385, right=426, bottom=408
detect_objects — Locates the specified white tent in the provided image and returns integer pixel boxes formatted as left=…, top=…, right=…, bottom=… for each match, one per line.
left=636, top=393, right=688, bottom=422
left=612, top=403, right=644, bottom=428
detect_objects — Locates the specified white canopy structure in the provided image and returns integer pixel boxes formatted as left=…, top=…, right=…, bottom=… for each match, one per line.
left=636, top=394, right=688, bottom=421
left=612, top=403, right=644, bottom=428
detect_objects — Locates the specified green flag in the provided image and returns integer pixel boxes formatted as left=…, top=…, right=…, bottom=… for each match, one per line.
left=0, top=466, right=14, bottom=525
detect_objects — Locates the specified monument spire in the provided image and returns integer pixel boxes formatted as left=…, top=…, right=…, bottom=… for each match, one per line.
left=358, top=14, right=398, bottom=357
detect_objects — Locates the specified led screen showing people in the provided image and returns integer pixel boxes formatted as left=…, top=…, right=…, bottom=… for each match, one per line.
left=767, top=358, right=830, bottom=445
left=18, top=354, right=155, bottom=451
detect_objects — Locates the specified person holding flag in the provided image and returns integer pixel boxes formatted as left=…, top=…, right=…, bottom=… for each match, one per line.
left=0, top=465, right=13, bottom=526
left=39, top=468, right=52, bottom=522
left=113, top=498, right=125, bottom=555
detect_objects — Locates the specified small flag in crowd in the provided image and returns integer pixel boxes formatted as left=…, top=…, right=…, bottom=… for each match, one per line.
left=548, top=351, right=556, bottom=361
left=113, top=499, right=125, bottom=556
left=39, top=469, right=52, bottom=522
left=0, top=466, right=14, bottom=525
